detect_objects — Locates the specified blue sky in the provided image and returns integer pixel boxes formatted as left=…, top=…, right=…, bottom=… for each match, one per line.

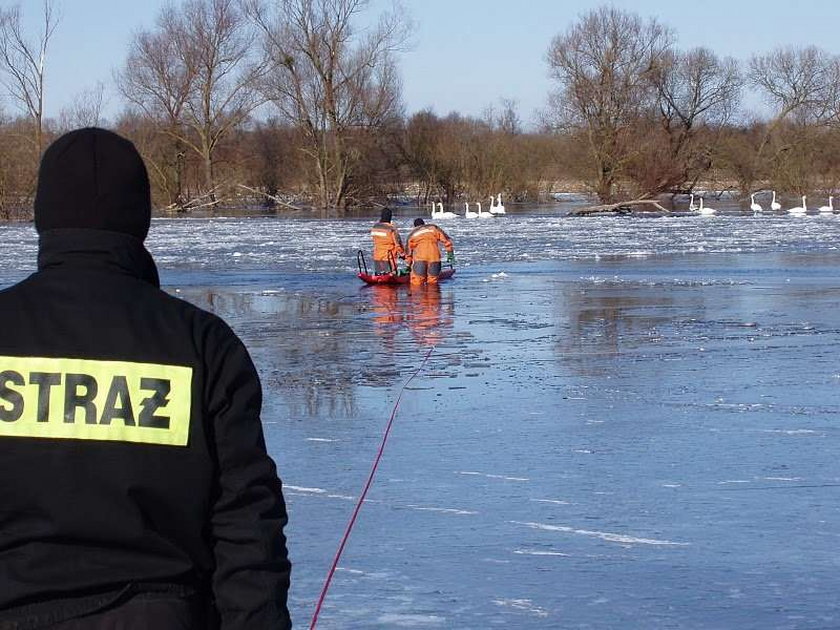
left=13, top=0, right=840, bottom=126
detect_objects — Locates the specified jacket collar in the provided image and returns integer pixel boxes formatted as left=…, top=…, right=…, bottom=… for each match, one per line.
left=37, top=228, right=160, bottom=288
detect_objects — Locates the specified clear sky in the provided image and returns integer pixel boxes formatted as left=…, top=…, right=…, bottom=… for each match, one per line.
left=11, top=0, right=840, bottom=127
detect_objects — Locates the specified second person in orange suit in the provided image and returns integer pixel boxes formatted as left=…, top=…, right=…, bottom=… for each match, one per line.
left=370, top=207, right=405, bottom=274
left=405, top=217, right=454, bottom=285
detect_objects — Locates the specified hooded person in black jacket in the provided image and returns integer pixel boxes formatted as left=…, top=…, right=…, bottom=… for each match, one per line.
left=0, top=128, right=291, bottom=629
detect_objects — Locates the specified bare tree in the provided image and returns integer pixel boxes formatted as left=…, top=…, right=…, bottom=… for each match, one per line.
left=58, top=82, right=106, bottom=131
left=749, top=46, right=835, bottom=192
left=180, top=0, right=266, bottom=199
left=635, top=47, right=742, bottom=195
left=119, top=5, right=193, bottom=125
left=826, top=56, right=840, bottom=129
left=119, top=0, right=265, bottom=206
left=247, top=0, right=409, bottom=209
left=546, top=6, right=672, bottom=202
left=118, top=5, right=194, bottom=207
left=750, top=47, right=834, bottom=124
left=0, top=0, right=58, bottom=159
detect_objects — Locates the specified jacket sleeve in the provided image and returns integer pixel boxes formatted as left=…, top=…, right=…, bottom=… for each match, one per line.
left=436, top=227, right=454, bottom=252
left=392, top=226, right=405, bottom=256
left=204, top=320, right=291, bottom=629
left=405, top=228, right=416, bottom=258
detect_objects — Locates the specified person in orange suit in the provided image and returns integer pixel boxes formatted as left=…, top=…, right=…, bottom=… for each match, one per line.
left=370, top=207, right=405, bottom=274
left=405, top=217, right=454, bottom=285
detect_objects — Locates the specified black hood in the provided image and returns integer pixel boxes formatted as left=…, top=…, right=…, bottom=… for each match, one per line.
left=34, top=127, right=151, bottom=240
left=37, top=228, right=160, bottom=288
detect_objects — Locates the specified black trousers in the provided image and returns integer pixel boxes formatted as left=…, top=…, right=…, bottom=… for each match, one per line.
left=48, top=594, right=210, bottom=630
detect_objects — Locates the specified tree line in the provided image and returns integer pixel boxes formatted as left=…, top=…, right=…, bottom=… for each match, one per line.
left=0, top=1, right=839, bottom=219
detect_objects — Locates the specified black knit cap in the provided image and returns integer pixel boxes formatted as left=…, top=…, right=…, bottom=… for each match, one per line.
left=379, top=207, right=392, bottom=223
left=35, top=127, right=151, bottom=240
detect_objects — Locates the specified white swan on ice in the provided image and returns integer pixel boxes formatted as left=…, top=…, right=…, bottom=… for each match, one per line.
left=750, top=193, right=762, bottom=213
left=464, top=202, right=478, bottom=219
left=787, top=196, right=807, bottom=216
left=688, top=193, right=697, bottom=211
left=476, top=201, right=494, bottom=219
left=770, top=191, right=781, bottom=211
left=432, top=201, right=458, bottom=219
left=698, top=198, right=716, bottom=215
left=818, top=196, right=834, bottom=214
left=490, top=193, right=506, bottom=214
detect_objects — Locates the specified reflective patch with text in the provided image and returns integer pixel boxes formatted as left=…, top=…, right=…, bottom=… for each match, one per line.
left=0, top=356, right=192, bottom=446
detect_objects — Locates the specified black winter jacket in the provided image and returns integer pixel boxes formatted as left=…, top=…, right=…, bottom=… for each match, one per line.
left=0, top=229, right=291, bottom=629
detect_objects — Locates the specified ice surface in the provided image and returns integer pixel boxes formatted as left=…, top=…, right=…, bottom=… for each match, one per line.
left=2, top=205, right=840, bottom=282
left=2, top=205, right=840, bottom=628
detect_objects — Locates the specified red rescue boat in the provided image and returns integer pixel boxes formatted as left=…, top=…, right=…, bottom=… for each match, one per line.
left=358, top=268, right=455, bottom=285
left=356, top=250, right=455, bottom=285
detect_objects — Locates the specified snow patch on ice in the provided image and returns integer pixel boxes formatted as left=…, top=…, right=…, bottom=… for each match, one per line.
left=377, top=613, right=447, bottom=626
left=515, top=549, right=570, bottom=557
left=760, top=476, right=803, bottom=482
left=284, top=485, right=355, bottom=501
left=458, top=471, right=530, bottom=481
left=405, top=505, right=478, bottom=516
left=513, top=521, right=690, bottom=546
left=285, top=485, right=326, bottom=494
left=492, top=598, right=550, bottom=618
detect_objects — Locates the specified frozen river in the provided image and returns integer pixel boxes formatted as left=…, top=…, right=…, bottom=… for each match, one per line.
left=2, top=204, right=840, bottom=628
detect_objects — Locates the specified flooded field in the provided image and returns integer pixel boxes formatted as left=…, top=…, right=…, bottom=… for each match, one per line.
left=2, top=204, right=840, bottom=628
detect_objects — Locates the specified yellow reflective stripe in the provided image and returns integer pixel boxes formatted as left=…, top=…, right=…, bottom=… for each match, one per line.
left=0, top=356, right=192, bottom=446
left=410, top=227, right=435, bottom=239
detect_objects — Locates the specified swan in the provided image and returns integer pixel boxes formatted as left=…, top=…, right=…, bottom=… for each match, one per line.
left=464, top=202, right=478, bottom=219
left=750, top=193, right=762, bottom=213
left=770, top=191, right=781, bottom=211
left=688, top=193, right=697, bottom=212
left=818, top=196, right=834, bottom=214
left=433, top=201, right=458, bottom=219
left=490, top=193, right=506, bottom=214
left=787, top=196, right=807, bottom=216
left=476, top=201, right=494, bottom=219
left=698, top=197, right=716, bottom=215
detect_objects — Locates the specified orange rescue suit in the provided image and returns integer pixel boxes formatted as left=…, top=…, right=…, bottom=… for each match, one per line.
left=370, top=221, right=405, bottom=263
left=405, top=223, right=453, bottom=263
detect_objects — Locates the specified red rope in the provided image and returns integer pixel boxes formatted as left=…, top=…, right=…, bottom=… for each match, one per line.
left=309, top=346, right=435, bottom=629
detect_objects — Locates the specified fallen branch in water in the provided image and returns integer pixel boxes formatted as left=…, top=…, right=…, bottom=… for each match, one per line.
left=570, top=199, right=670, bottom=216
left=237, top=184, right=305, bottom=211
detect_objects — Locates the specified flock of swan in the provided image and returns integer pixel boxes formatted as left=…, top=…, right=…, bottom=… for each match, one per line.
left=690, top=191, right=835, bottom=216
left=426, top=191, right=836, bottom=219
left=430, top=194, right=506, bottom=220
